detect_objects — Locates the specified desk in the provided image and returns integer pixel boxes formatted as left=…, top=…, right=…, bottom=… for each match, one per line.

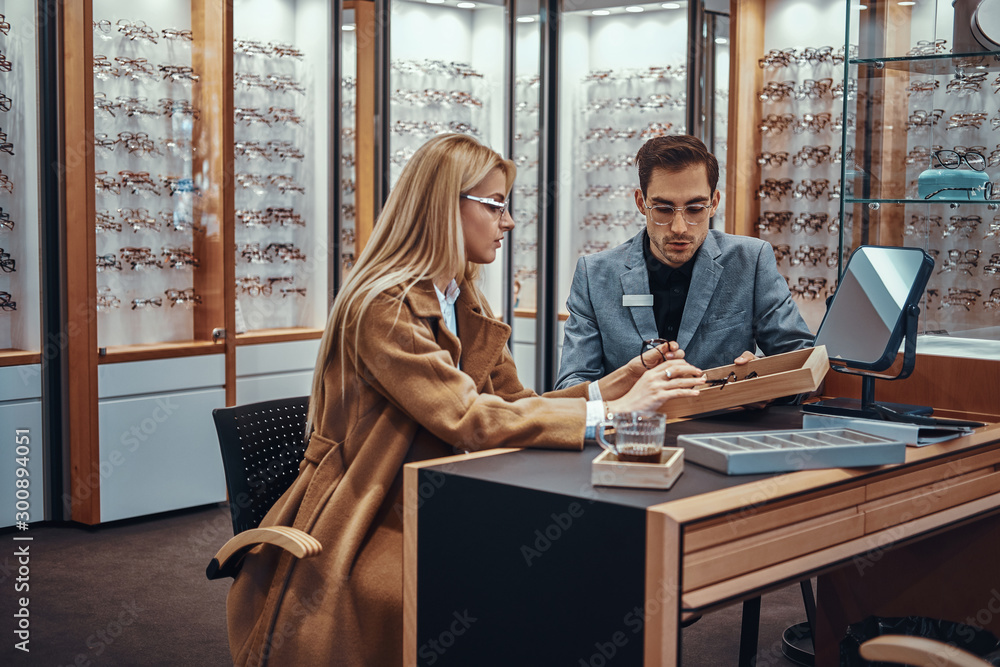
left=402, top=407, right=1000, bottom=666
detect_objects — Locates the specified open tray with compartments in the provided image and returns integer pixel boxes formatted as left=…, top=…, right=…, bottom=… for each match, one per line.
left=676, top=428, right=905, bottom=475
left=663, top=346, right=829, bottom=419
left=591, top=447, right=684, bottom=489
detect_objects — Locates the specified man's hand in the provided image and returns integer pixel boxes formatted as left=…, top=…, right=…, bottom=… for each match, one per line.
left=597, top=340, right=688, bottom=401
left=626, top=340, right=684, bottom=380
left=733, top=350, right=769, bottom=410
left=608, top=359, right=706, bottom=415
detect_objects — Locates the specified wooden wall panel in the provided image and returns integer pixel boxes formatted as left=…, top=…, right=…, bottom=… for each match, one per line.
left=726, top=0, right=765, bottom=238
left=191, top=0, right=235, bottom=404
left=62, top=0, right=101, bottom=524
left=823, top=354, right=1000, bottom=421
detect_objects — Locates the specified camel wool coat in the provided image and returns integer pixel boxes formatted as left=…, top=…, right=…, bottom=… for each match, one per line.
left=227, top=280, right=591, bottom=666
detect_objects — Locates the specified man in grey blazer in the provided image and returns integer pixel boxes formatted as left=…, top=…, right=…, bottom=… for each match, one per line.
left=556, top=135, right=813, bottom=391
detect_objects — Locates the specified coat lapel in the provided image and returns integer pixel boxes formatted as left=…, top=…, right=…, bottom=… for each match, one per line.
left=406, top=281, right=509, bottom=392
left=677, top=232, right=723, bottom=350
left=407, top=282, right=462, bottom=368
left=621, top=232, right=659, bottom=342
left=454, top=288, right=511, bottom=392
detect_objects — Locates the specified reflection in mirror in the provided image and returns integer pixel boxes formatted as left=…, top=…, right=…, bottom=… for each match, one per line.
left=815, top=246, right=933, bottom=371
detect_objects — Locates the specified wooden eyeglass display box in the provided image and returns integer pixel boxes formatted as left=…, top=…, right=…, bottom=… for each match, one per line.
left=662, top=346, right=830, bottom=419
left=591, top=448, right=685, bottom=490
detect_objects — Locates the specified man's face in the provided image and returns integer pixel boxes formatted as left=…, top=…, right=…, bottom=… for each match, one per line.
left=634, top=165, right=720, bottom=268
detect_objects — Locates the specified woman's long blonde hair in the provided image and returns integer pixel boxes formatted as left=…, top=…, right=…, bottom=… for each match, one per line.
left=306, top=133, right=516, bottom=433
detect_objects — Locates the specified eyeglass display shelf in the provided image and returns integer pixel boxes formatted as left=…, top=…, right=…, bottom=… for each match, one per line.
left=850, top=51, right=1000, bottom=75
left=0, top=349, right=42, bottom=368
left=96, top=339, right=223, bottom=365
left=235, top=326, right=323, bottom=346
left=844, top=198, right=1000, bottom=206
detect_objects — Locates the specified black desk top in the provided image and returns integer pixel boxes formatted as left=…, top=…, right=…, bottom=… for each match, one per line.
left=429, top=406, right=815, bottom=510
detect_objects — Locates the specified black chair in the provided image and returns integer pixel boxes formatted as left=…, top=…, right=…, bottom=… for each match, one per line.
left=205, top=395, right=321, bottom=580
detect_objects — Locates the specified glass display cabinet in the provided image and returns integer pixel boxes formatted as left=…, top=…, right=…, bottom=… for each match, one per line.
left=61, top=0, right=337, bottom=524
left=0, top=1, right=46, bottom=528
left=843, top=0, right=1000, bottom=347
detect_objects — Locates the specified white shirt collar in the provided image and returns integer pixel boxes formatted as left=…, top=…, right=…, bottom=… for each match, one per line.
left=433, top=279, right=460, bottom=307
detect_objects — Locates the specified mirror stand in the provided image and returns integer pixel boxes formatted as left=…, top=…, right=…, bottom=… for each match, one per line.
left=805, top=303, right=933, bottom=420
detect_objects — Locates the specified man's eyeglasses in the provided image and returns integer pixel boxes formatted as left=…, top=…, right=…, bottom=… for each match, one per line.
left=642, top=198, right=712, bottom=226
left=641, top=338, right=671, bottom=369
left=461, top=194, right=509, bottom=219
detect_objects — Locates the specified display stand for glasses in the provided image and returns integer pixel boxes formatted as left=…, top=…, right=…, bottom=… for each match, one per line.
left=60, top=0, right=347, bottom=525
left=840, top=1, right=1000, bottom=351
left=746, top=0, right=852, bottom=333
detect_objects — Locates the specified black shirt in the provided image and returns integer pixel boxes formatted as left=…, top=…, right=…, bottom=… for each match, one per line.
left=643, top=231, right=696, bottom=341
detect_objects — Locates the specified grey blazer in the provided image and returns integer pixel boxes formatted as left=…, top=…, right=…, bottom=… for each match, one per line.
left=555, top=229, right=814, bottom=389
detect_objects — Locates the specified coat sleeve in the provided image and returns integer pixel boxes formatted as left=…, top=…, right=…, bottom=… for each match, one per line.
left=489, top=340, right=592, bottom=402
left=555, top=256, right=606, bottom=390
left=354, top=295, right=587, bottom=452
left=751, top=241, right=815, bottom=355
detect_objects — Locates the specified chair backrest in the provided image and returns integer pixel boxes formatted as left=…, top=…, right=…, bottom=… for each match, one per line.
left=212, top=395, right=310, bottom=535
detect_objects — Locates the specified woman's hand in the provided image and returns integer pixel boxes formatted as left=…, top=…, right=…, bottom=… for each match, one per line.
left=607, top=359, right=705, bottom=415
left=596, top=340, right=687, bottom=401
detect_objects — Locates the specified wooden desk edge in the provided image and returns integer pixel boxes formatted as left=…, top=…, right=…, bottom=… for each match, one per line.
left=650, top=421, right=1000, bottom=525
left=403, top=447, right=518, bottom=667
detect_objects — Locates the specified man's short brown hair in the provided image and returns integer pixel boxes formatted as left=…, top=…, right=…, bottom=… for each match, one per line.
left=635, top=135, right=719, bottom=197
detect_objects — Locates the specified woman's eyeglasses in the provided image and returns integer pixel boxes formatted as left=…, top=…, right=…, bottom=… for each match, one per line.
left=461, top=194, right=509, bottom=219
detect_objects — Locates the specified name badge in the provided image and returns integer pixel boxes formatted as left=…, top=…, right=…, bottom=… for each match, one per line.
left=622, top=294, right=654, bottom=307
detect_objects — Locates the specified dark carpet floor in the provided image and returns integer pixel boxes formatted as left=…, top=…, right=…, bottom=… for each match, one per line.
left=0, top=503, right=807, bottom=666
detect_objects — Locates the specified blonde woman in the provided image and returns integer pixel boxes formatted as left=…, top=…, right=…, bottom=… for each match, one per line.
left=226, top=133, right=705, bottom=666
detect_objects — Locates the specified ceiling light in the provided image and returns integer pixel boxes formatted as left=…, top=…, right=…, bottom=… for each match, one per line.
left=662, top=3, right=681, bottom=8
left=426, top=0, right=445, bottom=4
left=625, top=6, right=644, bottom=12
left=516, top=16, right=535, bottom=22
left=715, top=37, right=728, bottom=44
left=342, top=24, right=356, bottom=31
left=898, top=1, right=916, bottom=4
left=457, top=1, right=476, bottom=6
left=858, top=4, right=868, bottom=9
left=592, top=9, right=610, bottom=15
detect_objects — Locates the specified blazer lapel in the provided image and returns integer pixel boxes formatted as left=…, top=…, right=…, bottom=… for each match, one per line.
left=621, top=232, right=659, bottom=342
left=677, top=232, right=722, bottom=350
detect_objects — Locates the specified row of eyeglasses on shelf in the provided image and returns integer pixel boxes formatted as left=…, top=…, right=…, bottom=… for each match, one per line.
left=391, top=89, right=483, bottom=108
left=905, top=213, right=1000, bottom=240
left=583, top=123, right=674, bottom=143
left=757, top=45, right=856, bottom=69
left=773, top=243, right=844, bottom=270
left=96, top=286, right=202, bottom=311
left=756, top=145, right=852, bottom=168
left=757, top=211, right=850, bottom=235
left=585, top=94, right=686, bottom=112
left=96, top=246, right=198, bottom=271
left=905, top=108, right=1000, bottom=131
left=95, top=170, right=198, bottom=197
left=756, top=178, right=849, bottom=202
left=236, top=275, right=307, bottom=297
left=758, top=78, right=856, bottom=103
left=757, top=112, right=852, bottom=135
left=97, top=208, right=200, bottom=234
left=926, top=248, right=999, bottom=277
left=582, top=65, right=687, bottom=84
left=392, top=59, right=483, bottom=79
left=925, top=287, right=1000, bottom=312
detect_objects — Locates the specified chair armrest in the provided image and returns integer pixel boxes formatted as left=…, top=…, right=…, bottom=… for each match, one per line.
left=205, top=526, right=322, bottom=581
left=860, top=635, right=991, bottom=667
